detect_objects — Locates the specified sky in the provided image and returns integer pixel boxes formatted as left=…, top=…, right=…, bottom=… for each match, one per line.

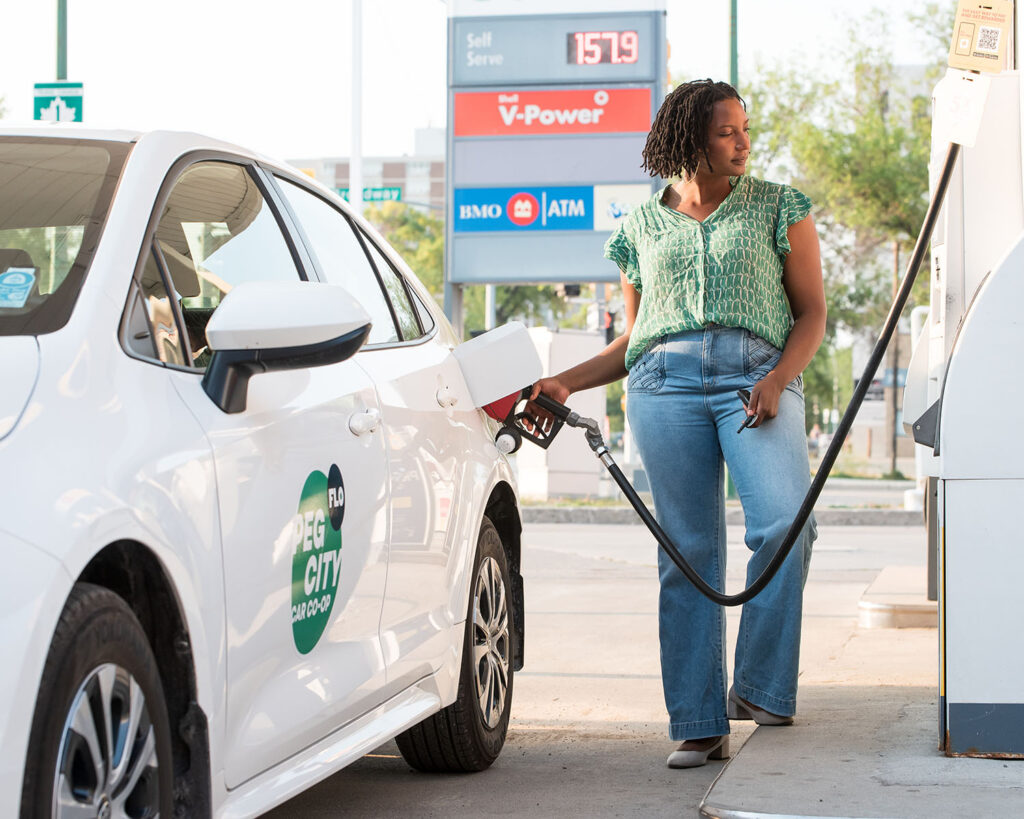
left=0, top=0, right=944, bottom=162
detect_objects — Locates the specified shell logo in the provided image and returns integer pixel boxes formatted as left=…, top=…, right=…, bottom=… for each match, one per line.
left=507, top=192, right=540, bottom=226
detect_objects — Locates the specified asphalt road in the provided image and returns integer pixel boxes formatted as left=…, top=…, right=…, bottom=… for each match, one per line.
left=265, top=521, right=926, bottom=817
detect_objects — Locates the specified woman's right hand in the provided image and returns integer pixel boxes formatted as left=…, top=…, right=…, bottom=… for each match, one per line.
left=529, top=376, right=571, bottom=405
left=525, top=376, right=572, bottom=434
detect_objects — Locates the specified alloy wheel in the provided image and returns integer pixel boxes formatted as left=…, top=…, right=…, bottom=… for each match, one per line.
left=53, top=663, right=161, bottom=818
left=472, top=555, right=511, bottom=729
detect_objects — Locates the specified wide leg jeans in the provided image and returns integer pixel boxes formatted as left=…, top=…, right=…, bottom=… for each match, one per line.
left=627, top=325, right=816, bottom=741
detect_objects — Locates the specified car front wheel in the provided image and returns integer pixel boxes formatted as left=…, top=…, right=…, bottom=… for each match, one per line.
left=20, top=583, right=174, bottom=819
left=396, top=515, right=514, bottom=772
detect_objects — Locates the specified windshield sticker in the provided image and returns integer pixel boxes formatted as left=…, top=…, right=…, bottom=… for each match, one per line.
left=291, top=464, right=345, bottom=654
left=0, top=268, right=36, bottom=309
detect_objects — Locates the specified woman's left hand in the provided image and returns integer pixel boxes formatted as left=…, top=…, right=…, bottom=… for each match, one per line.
left=747, top=371, right=786, bottom=428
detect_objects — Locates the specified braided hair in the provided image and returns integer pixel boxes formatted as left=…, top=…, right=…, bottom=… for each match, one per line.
left=642, top=79, right=746, bottom=180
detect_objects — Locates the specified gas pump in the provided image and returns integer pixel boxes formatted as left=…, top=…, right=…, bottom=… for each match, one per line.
left=903, top=0, right=1024, bottom=757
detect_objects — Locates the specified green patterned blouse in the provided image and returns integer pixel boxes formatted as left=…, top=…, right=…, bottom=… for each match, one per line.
left=604, top=175, right=812, bottom=370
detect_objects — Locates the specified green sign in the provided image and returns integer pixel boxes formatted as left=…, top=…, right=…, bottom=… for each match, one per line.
left=33, top=82, right=83, bottom=122
left=290, top=465, right=345, bottom=654
left=337, top=186, right=402, bottom=203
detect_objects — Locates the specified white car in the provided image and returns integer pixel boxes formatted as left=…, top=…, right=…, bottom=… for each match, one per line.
left=0, top=127, right=525, bottom=818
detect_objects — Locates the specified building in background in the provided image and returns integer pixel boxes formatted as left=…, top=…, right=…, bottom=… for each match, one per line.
left=288, top=127, right=445, bottom=214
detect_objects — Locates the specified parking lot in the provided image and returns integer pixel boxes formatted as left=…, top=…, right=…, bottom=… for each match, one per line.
left=268, top=519, right=929, bottom=817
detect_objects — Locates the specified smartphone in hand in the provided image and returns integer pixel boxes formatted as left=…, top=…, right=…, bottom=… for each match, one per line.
left=736, top=389, right=756, bottom=433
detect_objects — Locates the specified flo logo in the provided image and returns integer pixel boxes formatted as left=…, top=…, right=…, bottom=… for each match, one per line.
left=291, top=464, right=345, bottom=654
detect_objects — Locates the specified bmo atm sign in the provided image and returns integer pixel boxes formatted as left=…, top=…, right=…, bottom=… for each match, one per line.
left=455, top=186, right=592, bottom=231
left=446, top=2, right=666, bottom=294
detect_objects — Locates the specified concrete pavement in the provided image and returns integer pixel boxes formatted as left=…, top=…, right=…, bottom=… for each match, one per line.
left=265, top=517, right=1001, bottom=817
left=523, top=477, right=923, bottom=526
left=700, top=569, right=1022, bottom=819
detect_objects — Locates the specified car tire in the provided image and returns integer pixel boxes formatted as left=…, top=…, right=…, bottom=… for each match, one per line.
left=396, top=515, right=514, bottom=772
left=20, top=582, right=174, bottom=819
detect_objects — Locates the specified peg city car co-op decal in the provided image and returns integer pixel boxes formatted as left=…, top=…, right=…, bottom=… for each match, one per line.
left=291, top=465, right=345, bottom=654
left=453, top=184, right=651, bottom=233
left=453, top=88, right=651, bottom=137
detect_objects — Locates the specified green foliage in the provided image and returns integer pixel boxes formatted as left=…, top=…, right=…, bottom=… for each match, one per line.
left=802, top=344, right=835, bottom=434
left=801, top=343, right=853, bottom=435
left=907, top=2, right=961, bottom=79
left=782, top=6, right=955, bottom=335
left=461, top=283, right=564, bottom=336
left=363, top=201, right=568, bottom=339
left=606, top=377, right=625, bottom=434
left=738, top=3, right=956, bottom=432
left=363, top=201, right=443, bottom=297
left=745, top=63, right=835, bottom=182
left=790, top=40, right=932, bottom=244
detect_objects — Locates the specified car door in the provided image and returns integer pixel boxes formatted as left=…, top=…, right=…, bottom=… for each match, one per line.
left=134, top=158, right=390, bottom=788
left=273, top=178, right=470, bottom=691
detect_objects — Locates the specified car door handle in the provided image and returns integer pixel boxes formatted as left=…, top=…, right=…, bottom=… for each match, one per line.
left=348, top=407, right=381, bottom=436
left=436, top=386, right=458, bottom=408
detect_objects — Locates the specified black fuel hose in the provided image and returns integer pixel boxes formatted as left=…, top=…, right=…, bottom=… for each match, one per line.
left=533, top=143, right=961, bottom=606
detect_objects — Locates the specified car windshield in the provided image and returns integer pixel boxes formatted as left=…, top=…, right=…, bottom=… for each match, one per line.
left=0, top=137, right=132, bottom=335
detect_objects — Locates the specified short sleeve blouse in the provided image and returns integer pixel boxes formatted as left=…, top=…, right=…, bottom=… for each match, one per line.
left=604, top=176, right=812, bottom=370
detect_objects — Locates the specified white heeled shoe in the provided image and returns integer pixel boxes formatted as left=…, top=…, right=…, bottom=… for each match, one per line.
left=727, top=686, right=794, bottom=726
left=666, top=735, right=729, bottom=768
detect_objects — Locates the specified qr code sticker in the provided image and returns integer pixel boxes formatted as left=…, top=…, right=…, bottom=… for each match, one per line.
left=976, top=25, right=1001, bottom=53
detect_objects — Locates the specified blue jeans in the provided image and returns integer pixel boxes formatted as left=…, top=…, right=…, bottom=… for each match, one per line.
left=627, top=325, right=816, bottom=741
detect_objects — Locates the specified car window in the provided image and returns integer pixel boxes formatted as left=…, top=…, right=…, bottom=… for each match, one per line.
left=359, top=232, right=422, bottom=341
left=410, top=288, right=436, bottom=335
left=275, top=177, right=399, bottom=345
left=150, top=161, right=302, bottom=367
left=0, top=138, right=132, bottom=336
left=125, top=250, right=188, bottom=366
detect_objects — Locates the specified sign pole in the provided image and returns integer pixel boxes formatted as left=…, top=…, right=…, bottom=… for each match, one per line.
left=350, top=0, right=364, bottom=217
left=730, top=0, right=738, bottom=89
left=444, top=279, right=464, bottom=338
left=57, top=0, right=67, bottom=80
left=485, top=284, right=497, bottom=330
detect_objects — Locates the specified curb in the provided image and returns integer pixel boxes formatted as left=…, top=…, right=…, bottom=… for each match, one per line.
left=521, top=507, right=923, bottom=526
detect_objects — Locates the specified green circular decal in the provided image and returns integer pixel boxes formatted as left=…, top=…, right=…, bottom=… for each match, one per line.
left=291, top=466, right=345, bottom=654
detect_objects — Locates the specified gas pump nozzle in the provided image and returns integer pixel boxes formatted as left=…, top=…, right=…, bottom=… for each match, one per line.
left=449, top=319, right=604, bottom=455
left=481, top=388, right=605, bottom=455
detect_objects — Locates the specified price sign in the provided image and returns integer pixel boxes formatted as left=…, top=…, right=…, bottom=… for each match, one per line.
left=567, top=31, right=640, bottom=65
left=452, top=13, right=657, bottom=85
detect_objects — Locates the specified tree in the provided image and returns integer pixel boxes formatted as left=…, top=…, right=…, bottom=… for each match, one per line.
left=787, top=10, right=950, bottom=466
left=363, top=201, right=569, bottom=338
left=787, top=4, right=957, bottom=326
left=363, top=201, right=444, bottom=297
left=740, top=3, right=957, bottom=437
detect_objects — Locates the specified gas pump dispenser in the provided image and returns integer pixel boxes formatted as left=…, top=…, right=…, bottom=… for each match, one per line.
left=903, top=0, right=1024, bottom=757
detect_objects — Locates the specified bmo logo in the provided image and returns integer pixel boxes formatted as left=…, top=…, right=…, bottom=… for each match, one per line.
left=459, top=202, right=503, bottom=220
left=507, top=192, right=539, bottom=226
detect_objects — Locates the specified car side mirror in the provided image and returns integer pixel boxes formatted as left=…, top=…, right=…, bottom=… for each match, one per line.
left=201, top=281, right=372, bottom=413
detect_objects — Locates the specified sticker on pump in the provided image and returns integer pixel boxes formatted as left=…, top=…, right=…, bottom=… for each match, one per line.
left=290, top=464, right=345, bottom=654
left=948, top=0, right=1012, bottom=73
left=0, top=268, right=36, bottom=309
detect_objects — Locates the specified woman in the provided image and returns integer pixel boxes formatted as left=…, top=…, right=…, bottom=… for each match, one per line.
left=530, top=79, right=825, bottom=768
